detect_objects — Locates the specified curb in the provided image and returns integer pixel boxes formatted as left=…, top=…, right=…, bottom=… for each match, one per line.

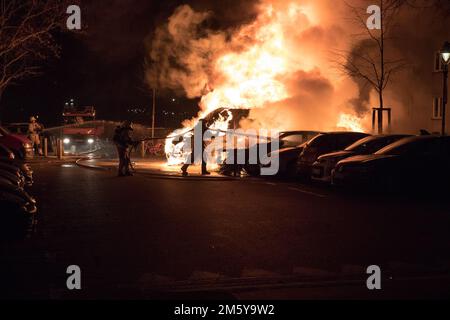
left=75, top=158, right=111, bottom=171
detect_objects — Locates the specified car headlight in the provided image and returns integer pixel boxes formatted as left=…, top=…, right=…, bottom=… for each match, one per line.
left=316, top=158, right=326, bottom=164
left=87, top=138, right=94, bottom=144
left=63, top=138, right=70, bottom=144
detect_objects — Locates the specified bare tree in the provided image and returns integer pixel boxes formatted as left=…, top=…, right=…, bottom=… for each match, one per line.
left=337, top=0, right=407, bottom=133
left=0, top=0, right=67, bottom=105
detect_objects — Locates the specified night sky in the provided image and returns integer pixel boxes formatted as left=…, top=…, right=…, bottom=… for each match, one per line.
left=1, top=0, right=256, bottom=127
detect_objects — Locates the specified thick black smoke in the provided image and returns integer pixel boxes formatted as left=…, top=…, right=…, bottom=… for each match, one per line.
left=144, top=0, right=260, bottom=96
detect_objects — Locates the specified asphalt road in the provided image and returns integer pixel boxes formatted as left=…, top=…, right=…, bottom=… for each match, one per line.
left=2, top=160, right=450, bottom=299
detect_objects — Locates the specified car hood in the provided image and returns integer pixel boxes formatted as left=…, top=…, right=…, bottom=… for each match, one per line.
left=318, top=150, right=354, bottom=160
left=9, top=133, right=32, bottom=144
left=337, top=154, right=396, bottom=165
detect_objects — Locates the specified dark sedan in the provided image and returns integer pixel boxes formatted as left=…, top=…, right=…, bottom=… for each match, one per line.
left=311, top=134, right=410, bottom=183
left=220, top=130, right=320, bottom=176
left=259, top=131, right=321, bottom=176
left=296, top=132, right=370, bottom=178
left=332, top=135, right=450, bottom=190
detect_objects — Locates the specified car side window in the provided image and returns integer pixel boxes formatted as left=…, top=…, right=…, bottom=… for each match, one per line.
left=282, top=134, right=305, bottom=147
left=367, top=139, right=388, bottom=152
left=399, top=139, right=436, bottom=156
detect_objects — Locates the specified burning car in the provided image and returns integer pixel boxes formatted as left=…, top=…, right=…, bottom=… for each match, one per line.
left=165, top=107, right=251, bottom=167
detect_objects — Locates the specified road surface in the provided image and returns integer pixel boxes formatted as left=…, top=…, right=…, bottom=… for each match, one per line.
left=1, top=160, right=450, bottom=299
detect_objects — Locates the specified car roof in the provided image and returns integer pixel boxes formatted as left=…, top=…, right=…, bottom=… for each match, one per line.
left=358, top=134, right=410, bottom=141
left=279, top=130, right=322, bottom=135
left=374, top=135, right=443, bottom=154
left=321, top=131, right=369, bottom=135
left=311, top=132, right=369, bottom=140
left=5, top=123, right=29, bottom=126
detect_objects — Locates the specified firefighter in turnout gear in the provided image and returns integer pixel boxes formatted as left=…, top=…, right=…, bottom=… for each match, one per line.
left=113, top=121, right=137, bottom=177
left=181, top=119, right=210, bottom=176
left=28, top=116, right=43, bottom=156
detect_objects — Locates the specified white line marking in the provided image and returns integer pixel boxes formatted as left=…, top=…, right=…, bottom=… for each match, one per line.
left=288, top=187, right=326, bottom=198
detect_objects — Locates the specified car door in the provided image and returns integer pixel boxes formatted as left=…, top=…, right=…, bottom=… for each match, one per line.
left=404, top=138, right=441, bottom=185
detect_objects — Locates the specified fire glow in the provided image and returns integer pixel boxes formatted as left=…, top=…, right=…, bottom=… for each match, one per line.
left=161, top=0, right=366, bottom=166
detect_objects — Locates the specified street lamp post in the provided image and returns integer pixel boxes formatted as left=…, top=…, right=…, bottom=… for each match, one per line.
left=440, top=41, right=450, bottom=136
left=152, top=87, right=156, bottom=138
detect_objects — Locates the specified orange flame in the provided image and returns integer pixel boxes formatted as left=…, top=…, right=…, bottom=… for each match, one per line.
left=165, top=1, right=367, bottom=166
left=337, top=113, right=364, bottom=132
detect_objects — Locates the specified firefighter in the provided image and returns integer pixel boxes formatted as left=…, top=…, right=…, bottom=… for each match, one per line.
left=113, top=121, right=137, bottom=177
left=181, top=119, right=210, bottom=176
left=28, top=116, right=43, bottom=156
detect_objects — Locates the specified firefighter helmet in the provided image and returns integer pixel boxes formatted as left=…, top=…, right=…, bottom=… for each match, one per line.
left=122, top=120, right=133, bottom=130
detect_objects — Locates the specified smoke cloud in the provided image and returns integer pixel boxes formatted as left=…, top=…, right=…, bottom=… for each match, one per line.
left=145, top=0, right=450, bottom=133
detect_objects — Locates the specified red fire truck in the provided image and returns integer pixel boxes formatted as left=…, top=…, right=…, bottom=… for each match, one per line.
left=62, top=106, right=104, bottom=153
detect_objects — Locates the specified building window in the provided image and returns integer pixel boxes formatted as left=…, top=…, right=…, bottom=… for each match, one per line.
left=432, top=97, right=443, bottom=119
left=434, top=52, right=444, bottom=72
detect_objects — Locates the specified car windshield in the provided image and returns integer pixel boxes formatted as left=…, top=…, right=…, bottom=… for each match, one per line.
left=281, top=134, right=305, bottom=148
left=307, top=134, right=326, bottom=147
left=375, top=137, right=433, bottom=155
left=345, top=136, right=376, bottom=152
left=345, top=136, right=399, bottom=153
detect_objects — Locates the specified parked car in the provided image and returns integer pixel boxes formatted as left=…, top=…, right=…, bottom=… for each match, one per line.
left=0, top=125, right=34, bottom=159
left=221, top=130, right=321, bottom=176
left=278, top=131, right=321, bottom=149
left=296, top=132, right=370, bottom=178
left=0, top=142, right=33, bottom=186
left=0, top=180, right=37, bottom=233
left=332, top=135, right=450, bottom=190
left=311, top=134, right=410, bottom=183
left=265, top=131, right=322, bottom=176
left=4, top=123, right=30, bottom=138
left=0, top=143, right=15, bottom=161
left=0, top=168, right=25, bottom=189
left=0, top=160, right=33, bottom=187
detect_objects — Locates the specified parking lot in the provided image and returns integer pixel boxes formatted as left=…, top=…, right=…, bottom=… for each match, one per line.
left=2, top=122, right=450, bottom=300
left=2, top=157, right=450, bottom=299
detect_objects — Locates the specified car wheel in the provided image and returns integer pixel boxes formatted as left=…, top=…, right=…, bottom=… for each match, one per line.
left=244, top=165, right=261, bottom=176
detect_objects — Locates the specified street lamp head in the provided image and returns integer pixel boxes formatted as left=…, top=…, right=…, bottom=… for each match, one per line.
left=441, top=41, right=450, bottom=65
